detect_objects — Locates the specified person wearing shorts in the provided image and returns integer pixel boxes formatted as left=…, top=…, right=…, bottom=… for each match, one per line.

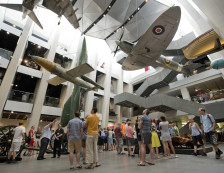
left=127, top=123, right=135, bottom=157
left=7, top=122, right=25, bottom=163
left=138, top=109, right=155, bottom=166
left=199, top=108, right=223, bottom=159
left=159, top=116, right=178, bottom=159
left=67, top=113, right=83, bottom=170
left=114, top=123, right=125, bottom=155
left=189, top=118, right=206, bottom=156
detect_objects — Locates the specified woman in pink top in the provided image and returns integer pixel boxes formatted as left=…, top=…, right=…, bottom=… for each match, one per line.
left=127, top=123, right=135, bottom=157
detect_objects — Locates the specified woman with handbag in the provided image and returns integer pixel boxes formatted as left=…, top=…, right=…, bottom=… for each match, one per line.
left=189, top=118, right=207, bottom=156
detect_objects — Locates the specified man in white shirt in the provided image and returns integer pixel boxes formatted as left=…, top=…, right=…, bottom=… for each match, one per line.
left=7, top=122, right=25, bottom=163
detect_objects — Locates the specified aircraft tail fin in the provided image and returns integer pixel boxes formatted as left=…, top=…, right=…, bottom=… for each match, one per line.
left=0, top=4, right=23, bottom=12
left=28, top=11, right=43, bottom=29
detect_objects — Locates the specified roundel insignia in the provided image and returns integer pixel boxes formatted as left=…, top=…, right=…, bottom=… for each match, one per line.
left=153, top=25, right=165, bottom=35
left=164, top=58, right=171, bottom=65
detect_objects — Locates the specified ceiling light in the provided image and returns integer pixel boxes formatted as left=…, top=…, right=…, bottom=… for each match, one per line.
left=37, top=45, right=41, bottom=49
left=11, top=111, right=14, bottom=114
left=109, top=5, right=111, bottom=8
left=138, top=7, right=140, bottom=10
left=13, top=24, right=16, bottom=27
left=15, top=84, right=18, bottom=87
left=24, top=59, right=28, bottom=63
left=103, top=14, right=106, bottom=17
left=6, top=31, right=9, bottom=34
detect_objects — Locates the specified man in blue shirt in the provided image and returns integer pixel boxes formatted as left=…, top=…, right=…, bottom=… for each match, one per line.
left=67, top=113, right=83, bottom=170
left=199, top=108, right=223, bottom=159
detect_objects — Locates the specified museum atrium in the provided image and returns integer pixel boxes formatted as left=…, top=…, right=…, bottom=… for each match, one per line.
left=0, top=0, right=224, bottom=172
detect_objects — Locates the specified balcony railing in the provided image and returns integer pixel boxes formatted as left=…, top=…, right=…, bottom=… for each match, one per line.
left=191, top=89, right=224, bottom=103
left=44, top=96, right=60, bottom=107
left=8, top=89, right=34, bottom=103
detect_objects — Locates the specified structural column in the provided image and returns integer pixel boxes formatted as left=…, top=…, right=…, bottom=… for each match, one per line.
left=176, top=74, right=191, bottom=101
left=26, top=24, right=61, bottom=131
left=0, top=18, right=34, bottom=119
left=101, top=58, right=112, bottom=128
left=84, top=42, right=98, bottom=117
left=114, top=66, right=123, bottom=123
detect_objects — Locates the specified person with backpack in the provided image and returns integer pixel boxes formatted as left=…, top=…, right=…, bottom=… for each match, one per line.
left=189, top=118, right=206, bottom=156
left=199, top=108, right=223, bottom=159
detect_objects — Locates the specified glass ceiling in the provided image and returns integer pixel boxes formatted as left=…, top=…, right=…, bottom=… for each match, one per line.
left=0, top=0, right=194, bottom=58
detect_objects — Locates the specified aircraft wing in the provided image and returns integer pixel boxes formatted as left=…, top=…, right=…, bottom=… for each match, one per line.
left=47, top=76, right=67, bottom=86
left=0, top=4, right=23, bottom=12
left=42, top=0, right=80, bottom=29
left=66, top=63, right=94, bottom=78
left=131, top=6, right=181, bottom=59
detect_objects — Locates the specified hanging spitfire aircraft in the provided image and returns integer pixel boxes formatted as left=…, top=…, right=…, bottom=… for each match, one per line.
left=30, top=56, right=104, bottom=91
left=0, top=0, right=81, bottom=29
left=115, top=6, right=202, bottom=75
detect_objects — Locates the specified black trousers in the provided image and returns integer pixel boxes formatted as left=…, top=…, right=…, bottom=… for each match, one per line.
left=38, top=138, right=49, bottom=159
left=53, top=139, right=61, bottom=157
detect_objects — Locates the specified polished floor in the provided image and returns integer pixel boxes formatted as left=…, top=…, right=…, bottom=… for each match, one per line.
left=1, top=145, right=224, bottom=173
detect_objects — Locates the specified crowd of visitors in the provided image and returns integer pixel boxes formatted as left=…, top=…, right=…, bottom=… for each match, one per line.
left=7, top=107, right=223, bottom=169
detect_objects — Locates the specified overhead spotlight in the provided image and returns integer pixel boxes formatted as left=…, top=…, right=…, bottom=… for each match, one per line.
left=13, top=24, right=16, bottom=27
left=37, top=45, right=41, bottom=49
left=15, top=84, right=18, bottom=87
left=103, top=14, right=106, bottom=17
left=24, top=59, right=28, bottom=63
left=6, top=31, right=10, bottom=34
left=138, top=7, right=140, bottom=10
left=11, top=111, right=14, bottom=114
left=121, top=26, right=124, bottom=29
left=109, top=5, right=111, bottom=8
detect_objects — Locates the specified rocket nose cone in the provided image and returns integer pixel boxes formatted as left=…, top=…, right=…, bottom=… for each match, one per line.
left=115, top=41, right=120, bottom=46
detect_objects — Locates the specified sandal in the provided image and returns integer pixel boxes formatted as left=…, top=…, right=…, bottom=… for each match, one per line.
left=85, top=165, right=94, bottom=169
left=148, top=162, right=155, bottom=165
left=137, top=163, right=145, bottom=166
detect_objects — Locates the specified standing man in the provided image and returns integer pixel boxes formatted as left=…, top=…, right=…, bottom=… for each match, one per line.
left=82, top=117, right=88, bottom=165
left=35, top=127, right=42, bottom=152
left=67, top=113, right=83, bottom=170
left=199, top=108, right=223, bottom=159
left=114, top=123, right=125, bottom=155
left=138, top=109, right=155, bottom=166
left=37, top=119, right=56, bottom=160
left=7, top=122, right=25, bottom=163
left=52, top=123, right=64, bottom=158
left=85, top=108, right=101, bottom=169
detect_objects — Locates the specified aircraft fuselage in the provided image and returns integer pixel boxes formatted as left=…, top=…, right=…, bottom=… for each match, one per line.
left=31, top=56, right=96, bottom=90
